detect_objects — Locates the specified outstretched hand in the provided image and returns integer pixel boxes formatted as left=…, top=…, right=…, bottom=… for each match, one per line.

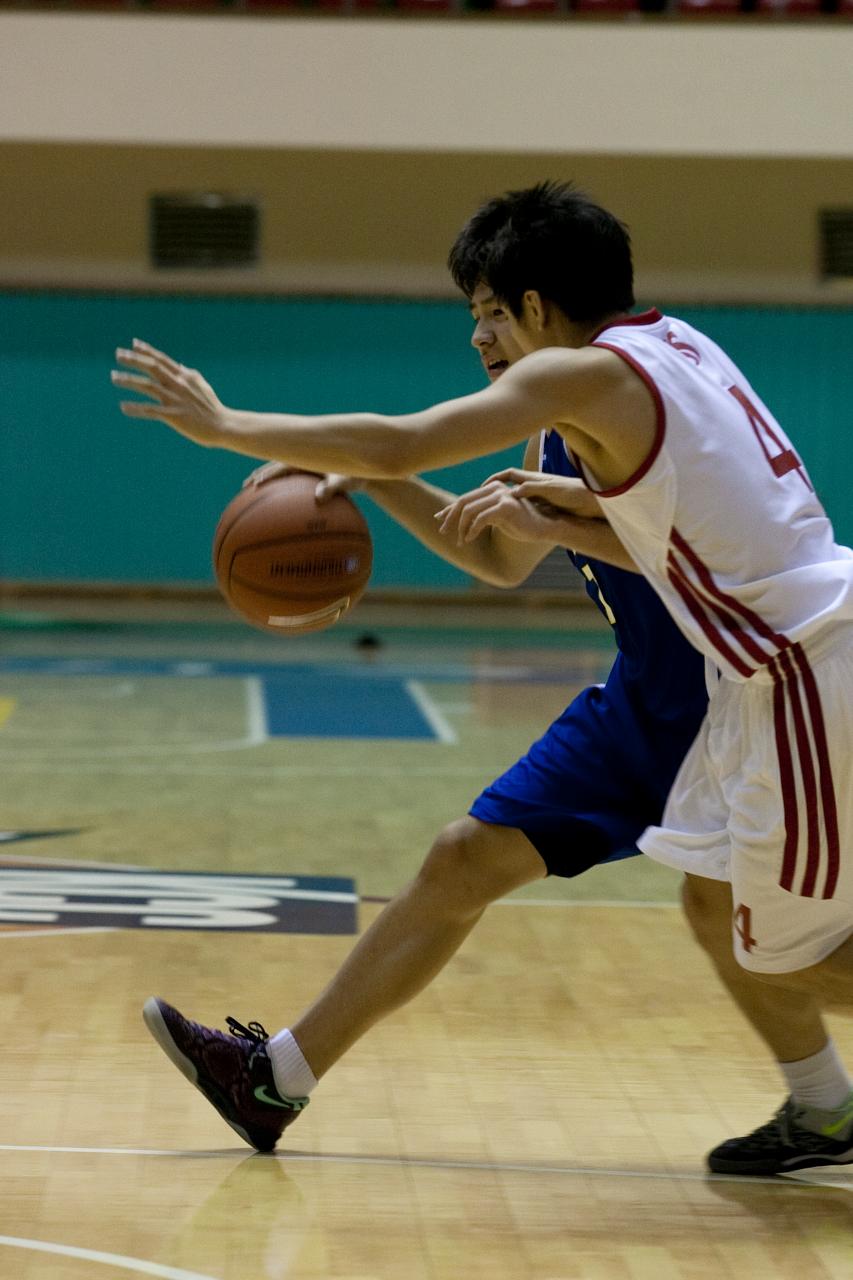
left=111, top=339, right=230, bottom=448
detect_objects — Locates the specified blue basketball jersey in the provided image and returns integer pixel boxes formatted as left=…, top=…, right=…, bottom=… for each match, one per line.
left=468, top=431, right=710, bottom=878
left=540, top=429, right=707, bottom=726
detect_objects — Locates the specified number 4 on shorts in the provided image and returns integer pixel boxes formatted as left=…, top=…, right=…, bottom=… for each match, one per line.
left=734, top=903, right=757, bottom=953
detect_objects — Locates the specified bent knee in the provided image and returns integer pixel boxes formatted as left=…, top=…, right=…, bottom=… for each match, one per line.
left=417, top=818, right=543, bottom=912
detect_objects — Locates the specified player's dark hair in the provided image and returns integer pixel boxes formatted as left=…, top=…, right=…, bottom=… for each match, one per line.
left=447, top=180, right=635, bottom=325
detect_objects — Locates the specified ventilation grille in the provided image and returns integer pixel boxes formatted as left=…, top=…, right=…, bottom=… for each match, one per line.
left=150, top=193, right=260, bottom=269
left=819, top=209, right=853, bottom=280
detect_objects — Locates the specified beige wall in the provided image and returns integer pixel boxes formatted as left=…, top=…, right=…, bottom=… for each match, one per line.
left=1, top=143, right=851, bottom=302
left=1, top=12, right=851, bottom=303
left=2, top=14, right=852, bottom=156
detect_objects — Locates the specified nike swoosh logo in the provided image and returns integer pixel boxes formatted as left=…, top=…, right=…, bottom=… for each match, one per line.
left=820, top=1111, right=853, bottom=1137
left=254, top=1084, right=305, bottom=1111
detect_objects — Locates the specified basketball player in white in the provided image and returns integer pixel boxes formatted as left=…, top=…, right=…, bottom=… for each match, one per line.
left=113, top=181, right=853, bottom=1174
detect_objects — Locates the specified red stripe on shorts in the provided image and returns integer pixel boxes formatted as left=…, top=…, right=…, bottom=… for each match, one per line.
left=791, top=645, right=841, bottom=899
left=772, top=655, right=800, bottom=893
left=670, top=530, right=839, bottom=901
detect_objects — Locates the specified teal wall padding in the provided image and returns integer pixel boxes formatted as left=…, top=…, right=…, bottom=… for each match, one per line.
left=2, top=292, right=851, bottom=587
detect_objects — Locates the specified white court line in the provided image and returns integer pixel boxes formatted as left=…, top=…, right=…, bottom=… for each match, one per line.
left=0, top=1235, right=216, bottom=1280
left=0, top=927, right=119, bottom=940
left=244, top=676, right=268, bottom=746
left=404, top=680, right=458, bottom=745
left=0, top=675, right=271, bottom=760
left=0, top=1142, right=834, bottom=1189
left=0, top=760, right=490, bottom=777
left=0, top=852, right=143, bottom=869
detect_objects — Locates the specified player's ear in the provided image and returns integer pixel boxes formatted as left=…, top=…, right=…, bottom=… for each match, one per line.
left=522, top=290, right=548, bottom=332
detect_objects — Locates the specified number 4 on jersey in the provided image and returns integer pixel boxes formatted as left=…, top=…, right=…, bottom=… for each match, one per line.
left=729, top=386, right=813, bottom=491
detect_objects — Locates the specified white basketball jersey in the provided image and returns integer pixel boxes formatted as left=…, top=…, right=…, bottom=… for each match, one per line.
left=577, top=309, right=853, bottom=682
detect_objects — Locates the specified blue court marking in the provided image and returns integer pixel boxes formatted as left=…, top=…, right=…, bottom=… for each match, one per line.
left=0, top=657, right=442, bottom=740
left=260, top=671, right=435, bottom=739
left=0, top=653, right=612, bottom=740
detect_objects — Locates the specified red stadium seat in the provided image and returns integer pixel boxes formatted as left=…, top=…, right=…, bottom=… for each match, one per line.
left=244, top=0, right=348, bottom=9
left=147, top=0, right=226, bottom=9
left=574, top=0, right=640, bottom=13
left=395, top=0, right=455, bottom=9
left=494, top=0, right=562, bottom=12
left=676, top=0, right=742, bottom=12
left=755, top=0, right=822, bottom=14
left=354, top=0, right=453, bottom=8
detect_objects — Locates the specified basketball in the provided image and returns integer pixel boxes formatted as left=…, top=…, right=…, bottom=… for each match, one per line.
left=213, top=471, right=373, bottom=635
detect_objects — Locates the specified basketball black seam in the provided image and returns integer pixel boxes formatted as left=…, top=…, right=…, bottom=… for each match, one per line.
left=229, top=576, right=367, bottom=603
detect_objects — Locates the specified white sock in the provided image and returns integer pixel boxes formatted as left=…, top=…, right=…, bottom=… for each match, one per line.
left=781, top=1038, right=853, bottom=1111
left=268, top=1029, right=318, bottom=1100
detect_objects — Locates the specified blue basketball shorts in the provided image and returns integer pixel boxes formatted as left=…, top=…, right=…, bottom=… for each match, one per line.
left=469, top=680, right=700, bottom=879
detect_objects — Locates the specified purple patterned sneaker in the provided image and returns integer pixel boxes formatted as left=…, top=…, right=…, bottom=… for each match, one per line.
left=142, top=996, right=309, bottom=1152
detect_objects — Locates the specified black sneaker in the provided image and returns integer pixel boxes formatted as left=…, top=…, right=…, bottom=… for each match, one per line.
left=142, top=996, right=309, bottom=1152
left=707, top=1094, right=853, bottom=1175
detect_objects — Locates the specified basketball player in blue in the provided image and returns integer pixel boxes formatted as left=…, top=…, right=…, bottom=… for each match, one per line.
left=114, top=182, right=853, bottom=1176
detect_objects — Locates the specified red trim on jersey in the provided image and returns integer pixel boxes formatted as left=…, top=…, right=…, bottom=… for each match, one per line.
left=587, top=308, right=663, bottom=344
left=666, top=556, right=753, bottom=678
left=585, top=343, right=666, bottom=498
left=669, top=546, right=770, bottom=672
left=669, top=530, right=788, bottom=653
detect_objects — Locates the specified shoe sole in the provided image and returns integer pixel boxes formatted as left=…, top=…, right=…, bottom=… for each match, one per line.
left=142, top=996, right=256, bottom=1150
left=708, top=1148, right=853, bottom=1175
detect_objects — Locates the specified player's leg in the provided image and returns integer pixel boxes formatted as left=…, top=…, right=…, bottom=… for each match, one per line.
left=144, top=814, right=555, bottom=1150
left=143, top=815, right=546, bottom=1152
left=681, top=874, right=828, bottom=1063
left=288, top=816, right=545, bottom=1078
left=665, top=656, right=853, bottom=1174
left=142, top=688, right=635, bottom=1151
left=680, top=872, right=853, bottom=1173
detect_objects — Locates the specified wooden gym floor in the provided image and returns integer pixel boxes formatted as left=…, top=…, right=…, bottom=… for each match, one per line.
left=1, top=596, right=852, bottom=1280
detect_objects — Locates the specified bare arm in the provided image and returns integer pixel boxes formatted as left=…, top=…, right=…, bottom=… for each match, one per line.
left=435, top=467, right=639, bottom=573
left=245, top=440, right=553, bottom=588
left=112, top=340, right=656, bottom=488
left=361, top=450, right=553, bottom=588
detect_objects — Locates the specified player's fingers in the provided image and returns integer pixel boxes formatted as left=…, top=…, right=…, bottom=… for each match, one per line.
left=110, top=371, right=164, bottom=401
left=465, top=504, right=503, bottom=542
left=131, top=338, right=185, bottom=375
left=115, top=348, right=186, bottom=393
left=242, top=461, right=291, bottom=489
left=512, top=481, right=550, bottom=501
left=119, top=399, right=178, bottom=419
left=455, top=491, right=503, bottom=542
left=485, top=467, right=529, bottom=487
left=315, top=475, right=348, bottom=503
left=435, top=503, right=462, bottom=536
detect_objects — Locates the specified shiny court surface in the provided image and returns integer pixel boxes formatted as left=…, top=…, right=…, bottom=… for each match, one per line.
left=1, top=598, right=852, bottom=1280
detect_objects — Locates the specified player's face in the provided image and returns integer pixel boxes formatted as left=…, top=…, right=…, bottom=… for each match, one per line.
left=468, top=282, right=527, bottom=382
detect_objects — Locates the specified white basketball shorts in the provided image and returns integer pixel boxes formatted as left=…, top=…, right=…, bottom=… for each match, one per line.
left=638, top=636, right=853, bottom=973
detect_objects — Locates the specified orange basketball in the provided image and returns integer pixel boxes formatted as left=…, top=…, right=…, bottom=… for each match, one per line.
left=213, top=472, right=373, bottom=635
